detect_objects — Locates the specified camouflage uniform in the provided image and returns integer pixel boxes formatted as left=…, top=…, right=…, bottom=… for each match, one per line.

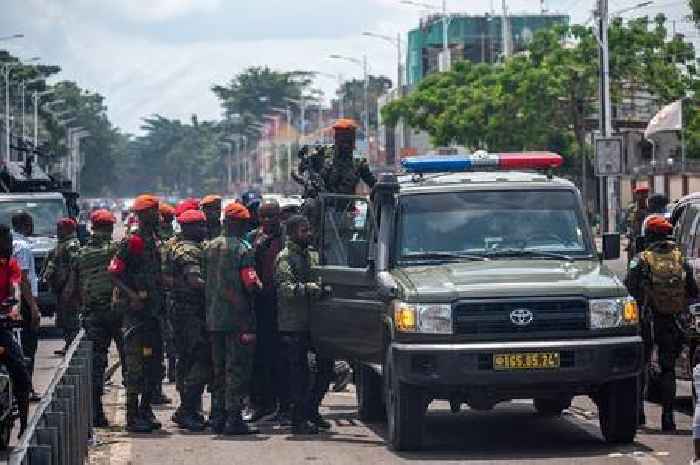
left=171, top=240, right=211, bottom=418
left=202, top=234, right=255, bottom=423
left=75, top=232, right=123, bottom=424
left=113, top=229, right=163, bottom=410
left=321, top=154, right=376, bottom=195
left=626, top=239, right=699, bottom=429
left=158, top=226, right=178, bottom=392
left=43, top=233, right=82, bottom=347
left=274, top=240, right=333, bottom=427
left=626, top=204, right=648, bottom=263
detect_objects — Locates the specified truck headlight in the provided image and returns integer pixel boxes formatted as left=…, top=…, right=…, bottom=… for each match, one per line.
left=589, top=297, right=639, bottom=329
left=394, top=302, right=452, bottom=334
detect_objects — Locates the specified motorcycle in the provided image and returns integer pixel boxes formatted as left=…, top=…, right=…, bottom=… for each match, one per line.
left=0, top=298, right=23, bottom=450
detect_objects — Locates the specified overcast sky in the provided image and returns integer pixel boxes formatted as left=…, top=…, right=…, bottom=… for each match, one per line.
left=0, top=0, right=695, bottom=134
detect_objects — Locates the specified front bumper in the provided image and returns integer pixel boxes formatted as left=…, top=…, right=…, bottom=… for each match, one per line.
left=392, top=336, right=643, bottom=396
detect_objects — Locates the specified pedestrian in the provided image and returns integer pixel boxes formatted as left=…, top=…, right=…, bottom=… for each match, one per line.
left=11, top=211, right=41, bottom=402
left=42, top=218, right=81, bottom=355
left=200, top=195, right=222, bottom=240
left=626, top=185, right=649, bottom=263
left=274, top=214, right=333, bottom=435
left=71, top=209, right=124, bottom=427
left=170, top=209, right=210, bottom=432
left=626, top=215, right=698, bottom=431
left=248, top=200, right=289, bottom=423
left=0, top=224, right=31, bottom=435
left=153, top=202, right=177, bottom=405
left=109, top=194, right=164, bottom=433
left=202, top=201, right=261, bottom=435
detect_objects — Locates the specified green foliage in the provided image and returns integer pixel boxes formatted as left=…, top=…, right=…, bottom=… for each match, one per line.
left=692, top=0, right=700, bottom=26
left=336, top=76, right=392, bottom=132
left=382, top=17, right=698, bottom=171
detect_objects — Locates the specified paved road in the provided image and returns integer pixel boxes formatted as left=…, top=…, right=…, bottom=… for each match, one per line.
left=88, top=369, right=695, bottom=465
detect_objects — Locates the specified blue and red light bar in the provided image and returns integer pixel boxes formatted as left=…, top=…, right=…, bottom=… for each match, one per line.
left=401, top=151, right=563, bottom=174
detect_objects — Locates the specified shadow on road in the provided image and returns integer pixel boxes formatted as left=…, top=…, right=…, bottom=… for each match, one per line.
left=358, top=404, right=653, bottom=461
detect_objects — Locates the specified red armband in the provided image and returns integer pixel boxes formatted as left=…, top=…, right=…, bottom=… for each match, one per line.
left=240, top=266, right=259, bottom=290
left=108, top=257, right=126, bottom=275
left=127, top=235, right=145, bottom=255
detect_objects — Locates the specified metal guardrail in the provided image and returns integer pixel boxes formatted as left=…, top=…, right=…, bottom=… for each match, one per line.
left=9, top=329, right=93, bottom=465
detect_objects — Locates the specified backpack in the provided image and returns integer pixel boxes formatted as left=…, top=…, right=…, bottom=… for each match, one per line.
left=642, top=245, right=687, bottom=315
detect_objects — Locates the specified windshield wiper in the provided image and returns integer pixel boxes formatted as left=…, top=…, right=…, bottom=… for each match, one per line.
left=486, top=249, right=575, bottom=262
left=402, top=252, right=487, bottom=262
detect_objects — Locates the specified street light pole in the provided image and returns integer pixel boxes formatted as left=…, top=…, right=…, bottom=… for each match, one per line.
left=32, top=90, right=53, bottom=148
left=2, top=63, right=19, bottom=164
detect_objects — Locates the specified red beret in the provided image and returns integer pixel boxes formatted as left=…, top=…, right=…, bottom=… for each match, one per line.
left=646, top=215, right=673, bottom=235
left=333, top=118, right=359, bottom=131
left=634, top=186, right=650, bottom=194
left=201, top=195, right=222, bottom=207
left=57, top=217, right=77, bottom=230
left=159, top=202, right=176, bottom=218
left=90, top=209, right=116, bottom=225
left=177, top=209, right=206, bottom=224
left=175, top=198, right=201, bottom=217
left=224, top=202, right=251, bottom=220
left=133, top=194, right=159, bottom=212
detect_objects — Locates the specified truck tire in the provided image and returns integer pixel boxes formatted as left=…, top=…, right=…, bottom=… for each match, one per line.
left=534, top=397, right=571, bottom=417
left=384, top=347, right=425, bottom=451
left=598, top=377, right=638, bottom=444
left=356, top=364, right=385, bottom=422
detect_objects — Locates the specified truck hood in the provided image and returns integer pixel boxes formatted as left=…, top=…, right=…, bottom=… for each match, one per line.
left=393, top=259, right=626, bottom=302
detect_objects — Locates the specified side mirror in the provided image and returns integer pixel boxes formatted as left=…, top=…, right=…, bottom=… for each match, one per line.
left=602, top=233, right=621, bottom=260
left=348, top=239, right=369, bottom=269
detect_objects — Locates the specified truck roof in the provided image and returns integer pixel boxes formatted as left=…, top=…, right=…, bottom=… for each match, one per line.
left=383, top=170, right=576, bottom=194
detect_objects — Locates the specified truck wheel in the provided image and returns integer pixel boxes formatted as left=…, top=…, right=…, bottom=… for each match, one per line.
left=356, top=364, right=385, bottom=422
left=384, top=347, right=426, bottom=451
left=534, top=397, right=571, bottom=417
left=598, top=377, right=638, bottom=444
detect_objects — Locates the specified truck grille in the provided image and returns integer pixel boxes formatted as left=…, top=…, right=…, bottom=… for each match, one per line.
left=453, top=298, right=588, bottom=335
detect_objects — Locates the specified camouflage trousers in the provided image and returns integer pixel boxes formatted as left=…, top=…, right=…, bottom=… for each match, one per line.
left=122, top=311, right=162, bottom=397
left=209, top=331, right=254, bottom=414
left=172, top=308, right=211, bottom=394
left=160, top=294, right=177, bottom=383
left=83, top=307, right=126, bottom=397
left=57, top=301, right=81, bottom=348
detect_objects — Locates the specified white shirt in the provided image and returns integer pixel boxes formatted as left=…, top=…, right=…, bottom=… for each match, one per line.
left=12, top=231, right=37, bottom=297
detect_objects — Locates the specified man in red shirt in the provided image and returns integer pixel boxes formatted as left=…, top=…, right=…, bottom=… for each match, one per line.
left=0, top=224, right=30, bottom=435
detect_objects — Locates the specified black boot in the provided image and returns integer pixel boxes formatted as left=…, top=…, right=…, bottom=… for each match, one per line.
left=178, top=385, right=206, bottom=432
left=126, top=394, right=152, bottom=433
left=661, top=409, right=676, bottom=432
left=224, top=409, right=259, bottom=435
left=94, top=399, right=109, bottom=427
left=210, top=394, right=226, bottom=434
left=292, top=420, right=319, bottom=435
left=140, top=393, right=162, bottom=430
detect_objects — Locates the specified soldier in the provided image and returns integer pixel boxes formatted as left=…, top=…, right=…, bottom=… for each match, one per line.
left=274, top=215, right=333, bottom=435
left=248, top=200, right=288, bottom=423
left=170, top=209, right=211, bottom=432
left=153, top=202, right=177, bottom=405
left=71, top=209, right=122, bottom=427
left=626, top=215, right=698, bottom=431
left=108, top=194, right=164, bottom=433
left=201, top=195, right=222, bottom=240
left=202, top=202, right=261, bottom=435
left=321, top=119, right=376, bottom=195
left=626, top=186, right=650, bottom=263
left=42, top=218, right=81, bottom=355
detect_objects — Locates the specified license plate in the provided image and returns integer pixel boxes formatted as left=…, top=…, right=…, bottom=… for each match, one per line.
left=493, top=352, right=560, bottom=370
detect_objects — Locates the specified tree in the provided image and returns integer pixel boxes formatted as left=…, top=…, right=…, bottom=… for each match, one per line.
left=333, top=75, right=392, bottom=135
left=692, top=0, right=699, bottom=26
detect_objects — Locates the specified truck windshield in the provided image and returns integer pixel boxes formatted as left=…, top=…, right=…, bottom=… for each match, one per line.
left=398, top=190, right=592, bottom=260
left=0, top=199, right=67, bottom=237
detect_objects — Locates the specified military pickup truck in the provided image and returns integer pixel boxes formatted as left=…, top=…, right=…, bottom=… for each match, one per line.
left=310, top=153, right=642, bottom=450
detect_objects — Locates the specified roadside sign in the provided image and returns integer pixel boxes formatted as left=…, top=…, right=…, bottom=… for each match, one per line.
left=594, top=136, right=623, bottom=176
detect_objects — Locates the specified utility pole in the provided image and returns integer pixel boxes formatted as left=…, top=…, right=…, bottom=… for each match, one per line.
left=597, top=0, right=616, bottom=232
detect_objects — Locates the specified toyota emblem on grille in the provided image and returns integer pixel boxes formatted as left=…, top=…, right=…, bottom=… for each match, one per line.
left=510, top=308, right=534, bottom=326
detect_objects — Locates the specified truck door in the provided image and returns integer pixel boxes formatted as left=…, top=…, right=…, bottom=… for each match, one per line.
left=310, top=194, right=384, bottom=363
